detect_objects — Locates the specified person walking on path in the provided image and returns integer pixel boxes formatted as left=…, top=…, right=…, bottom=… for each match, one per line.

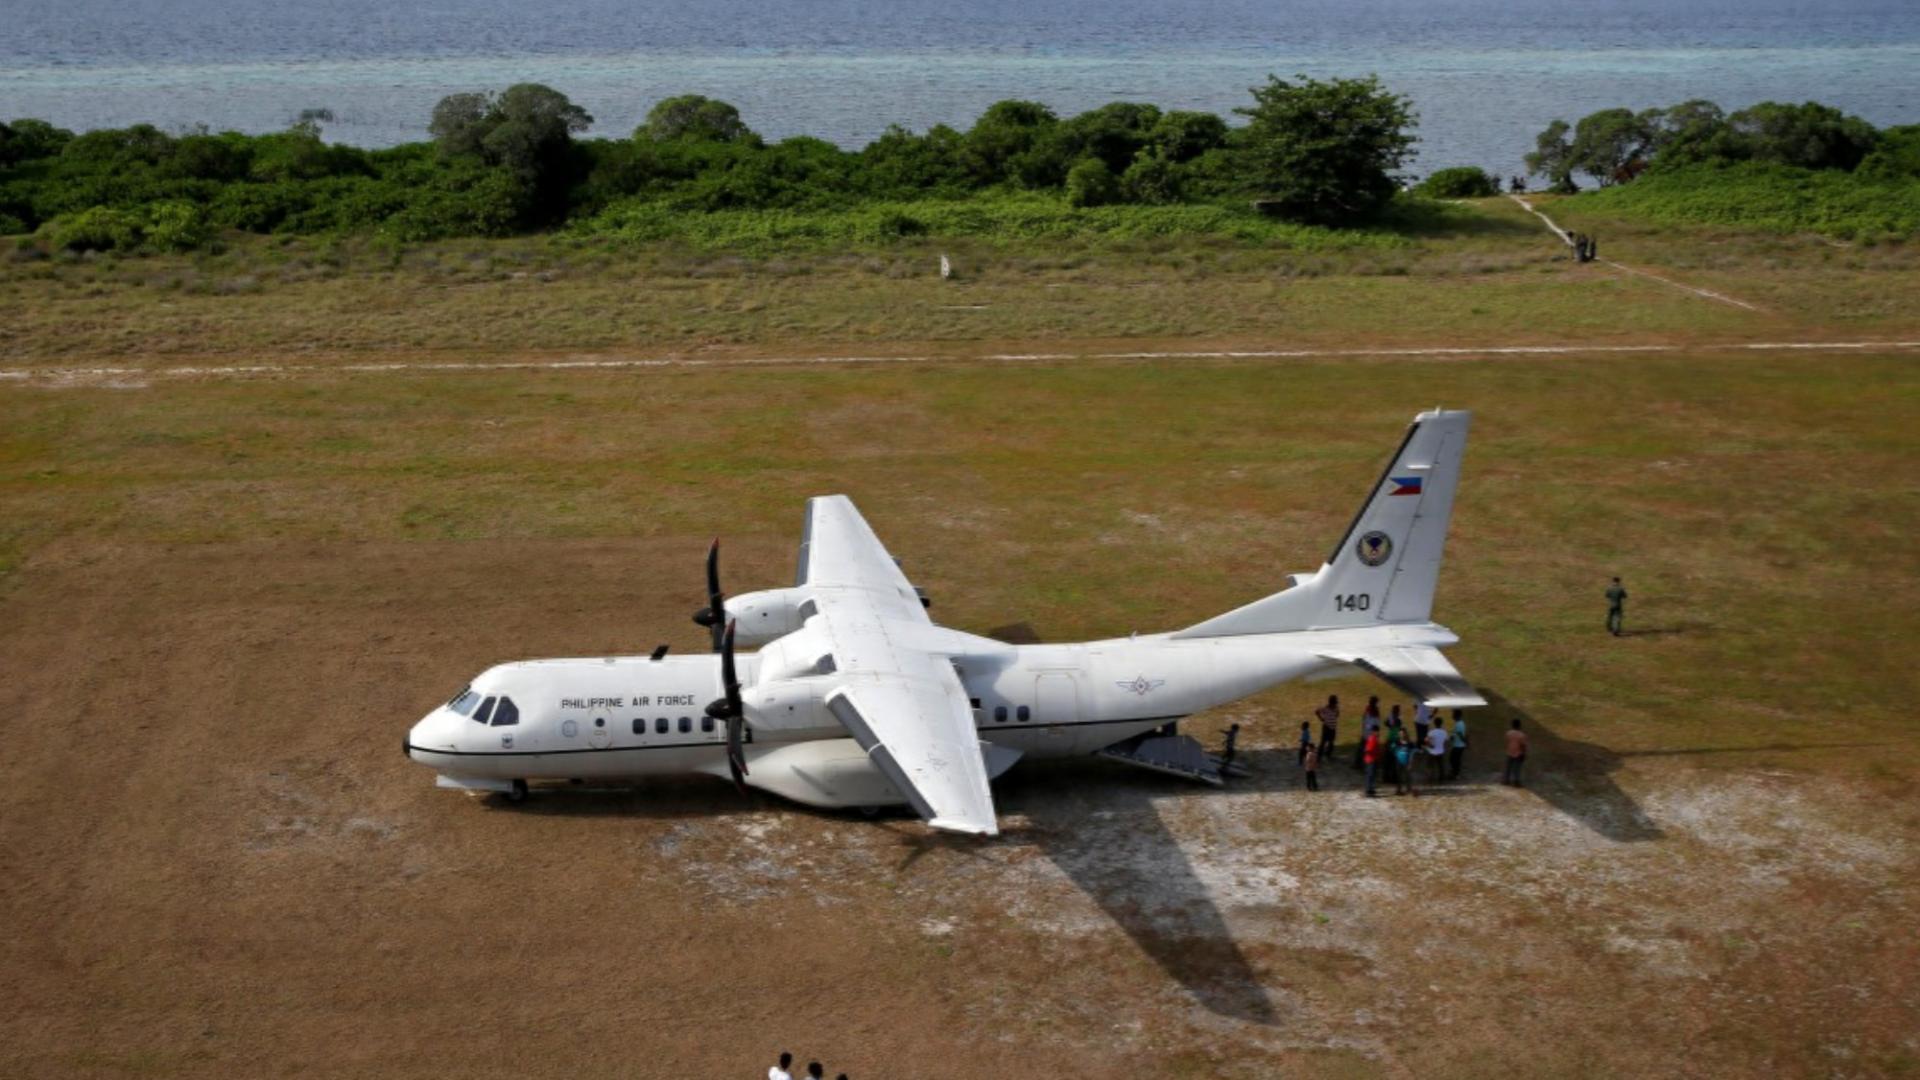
left=1504, top=718, right=1529, bottom=787
left=1298, top=719, right=1313, bottom=766
left=1316, top=695, right=1340, bottom=761
left=1606, top=577, right=1628, bottom=636
left=1362, top=728, right=1381, bottom=797
left=1426, top=720, right=1450, bottom=783
left=1353, top=695, right=1382, bottom=769
left=1303, top=743, right=1321, bottom=792
left=1449, top=709, right=1469, bottom=780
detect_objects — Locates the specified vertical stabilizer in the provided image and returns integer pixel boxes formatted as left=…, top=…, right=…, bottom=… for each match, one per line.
left=1175, top=409, right=1471, bottom=637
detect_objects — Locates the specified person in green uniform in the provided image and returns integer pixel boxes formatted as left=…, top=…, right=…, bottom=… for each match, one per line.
left=1606, top=576, right=1628, bottom=636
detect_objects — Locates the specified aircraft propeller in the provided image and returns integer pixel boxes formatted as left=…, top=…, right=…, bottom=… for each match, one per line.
left=691, top=539, right=726, bottom=652
left=704, top=620, right=750, bottom=793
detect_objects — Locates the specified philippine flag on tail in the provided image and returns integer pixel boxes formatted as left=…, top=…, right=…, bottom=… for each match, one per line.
left=1389, top=475, right=1423, bottom=496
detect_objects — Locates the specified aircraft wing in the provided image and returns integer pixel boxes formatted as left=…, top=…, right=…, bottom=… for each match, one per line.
left=825, top=670, right=998, bottom=836
left=1320, top=644, right=1487, bottom=708
left=800, top=495, right=998, bottom=835
left=795, top=495, right=930, bottom=624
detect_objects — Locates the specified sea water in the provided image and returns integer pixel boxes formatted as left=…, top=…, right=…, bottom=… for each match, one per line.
left=3, top=0, right=1916, bottom=170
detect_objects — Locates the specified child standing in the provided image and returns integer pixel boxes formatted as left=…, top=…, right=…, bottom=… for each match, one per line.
left=1302, top=742, right=1320, bottom=791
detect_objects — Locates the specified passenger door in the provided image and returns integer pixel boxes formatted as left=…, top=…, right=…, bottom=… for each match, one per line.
left=1034, top=672, right=1080, bottom=739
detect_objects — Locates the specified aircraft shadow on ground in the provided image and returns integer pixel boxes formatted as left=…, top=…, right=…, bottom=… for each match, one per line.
left=991, top=761, right=1283, bottom=1027
left=1472, top=688, right=1666, bottom=842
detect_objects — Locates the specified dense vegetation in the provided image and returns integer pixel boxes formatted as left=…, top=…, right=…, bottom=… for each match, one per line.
left=1527, top=100, right=1919, bottom=239
left=1413, top=166, right=1499, bottom=199
left=0, top=76, right=1420, bottom=253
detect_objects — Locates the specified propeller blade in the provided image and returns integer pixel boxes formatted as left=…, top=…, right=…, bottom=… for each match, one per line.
left=719, top=620, right=748, bottom=793
left=691, top=538, right=726, bottom=651
left=727, top=716, right=749, bottom=788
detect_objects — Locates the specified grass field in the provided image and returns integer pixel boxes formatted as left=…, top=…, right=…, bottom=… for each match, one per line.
left=3, top=204, right=1919, bottom=1078
left=4, top=198, right=1917, bottom=364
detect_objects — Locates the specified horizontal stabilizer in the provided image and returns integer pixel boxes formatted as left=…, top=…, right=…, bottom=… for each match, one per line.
left=1321, top=644, right=1486, bottom=708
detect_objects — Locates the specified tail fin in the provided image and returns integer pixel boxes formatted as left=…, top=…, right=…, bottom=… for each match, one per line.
left=1176, top=409, right=1471, bottom=638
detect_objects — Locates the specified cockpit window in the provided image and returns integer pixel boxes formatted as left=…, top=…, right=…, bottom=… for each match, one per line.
left=474, top=696, right=497, bottom=724
left=491, top=697, right=519, bottom=727
left=449, top=688, right=481, bottom=716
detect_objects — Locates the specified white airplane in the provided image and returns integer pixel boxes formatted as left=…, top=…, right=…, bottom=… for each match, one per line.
left=404, top=408, right=1484, bottom=836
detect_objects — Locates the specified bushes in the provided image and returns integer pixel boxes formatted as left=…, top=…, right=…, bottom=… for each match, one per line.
left=41, top=201, right=208, bottom=252
left=1414, top=167, right=1498, bottom=198
left=1065, top=159, right=1121, bottom=208
left=1570, top=161, right=1920, bottom=241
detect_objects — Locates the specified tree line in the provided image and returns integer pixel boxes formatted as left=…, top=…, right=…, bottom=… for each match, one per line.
left=0, top=76, right=1416, bottom=251
left=1524, top=99, right=1918, bottom=191
left=5, top=81, right=1912, bottom=254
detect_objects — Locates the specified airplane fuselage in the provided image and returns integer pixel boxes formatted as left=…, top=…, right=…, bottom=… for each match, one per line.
left=404, top=631, right=1354, bottom=797
left=404, top=622, right=1457, bottom=809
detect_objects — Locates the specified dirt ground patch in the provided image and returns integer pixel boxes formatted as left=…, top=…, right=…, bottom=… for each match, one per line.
left=3, top=537, right=1916, bottom=1079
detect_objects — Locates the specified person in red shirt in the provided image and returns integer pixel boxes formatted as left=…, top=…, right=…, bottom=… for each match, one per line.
left=1504, top=718, right=1529, bottom=787
left=1361, top=728, right=1381, bottom=797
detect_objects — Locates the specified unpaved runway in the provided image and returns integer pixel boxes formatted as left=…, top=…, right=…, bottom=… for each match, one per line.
left=3, top=538, right=1915, bottom=1079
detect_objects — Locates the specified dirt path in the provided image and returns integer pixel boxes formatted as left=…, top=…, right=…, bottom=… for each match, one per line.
left=4, top=337, right=1917, bottom=388
left=1507, top=193, right=1765, bottom=311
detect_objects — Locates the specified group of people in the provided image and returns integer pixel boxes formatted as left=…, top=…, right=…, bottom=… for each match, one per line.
left=1297, top=694, right=1530, bottom=796
left=768, top=1052, right=847, bottom=1080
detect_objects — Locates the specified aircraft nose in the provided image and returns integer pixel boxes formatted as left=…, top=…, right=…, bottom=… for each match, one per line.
left=406, top=711, right=451, bottom=760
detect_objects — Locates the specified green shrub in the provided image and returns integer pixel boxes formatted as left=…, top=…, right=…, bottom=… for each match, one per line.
left=1414, top=166, right=1498, bottom=198
left=1065, top=159, right=1121, bottom=208
left=45, top=206, right=144, bottom=251
left=142, top=200, right=210, bottom=251
left=1122, top=151, right=1183, bottom=205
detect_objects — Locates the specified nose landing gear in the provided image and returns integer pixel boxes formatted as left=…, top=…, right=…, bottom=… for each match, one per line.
left=505, top=779, right=528, bottom=804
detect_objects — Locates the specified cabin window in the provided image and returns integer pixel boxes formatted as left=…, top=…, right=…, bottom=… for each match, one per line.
left=701, top=716, right=715, bottom=733
left=994, top=706, right=1008, bottom=723
left=632, top=718, right=644, bottom=735
left=1016, top=705, right=1030, bottom=723
left=474, top=697, right=497, bottom=724
left=491, top=697, right=519, bottom=727
left=449, top=688, right=482, bottom=716
left=656, top=717, right=668, bottom=734
left=679, top=716, right=692, bottom=734
left=970, top=697, right=981, bottom=709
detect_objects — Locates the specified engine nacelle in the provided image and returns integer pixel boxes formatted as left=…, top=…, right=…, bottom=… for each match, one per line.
left=725, top=588, right=811, bottom=647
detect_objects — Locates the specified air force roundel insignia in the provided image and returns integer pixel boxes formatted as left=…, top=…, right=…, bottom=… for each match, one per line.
left=1357, top=531, right=1393, bottom=567
left=1118, top=675, right=1166, bottom=696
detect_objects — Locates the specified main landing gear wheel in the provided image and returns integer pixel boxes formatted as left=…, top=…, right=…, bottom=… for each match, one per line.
left=857, top=805, right=883, bottom=819
left=506, top=779, right=528, bottom=804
